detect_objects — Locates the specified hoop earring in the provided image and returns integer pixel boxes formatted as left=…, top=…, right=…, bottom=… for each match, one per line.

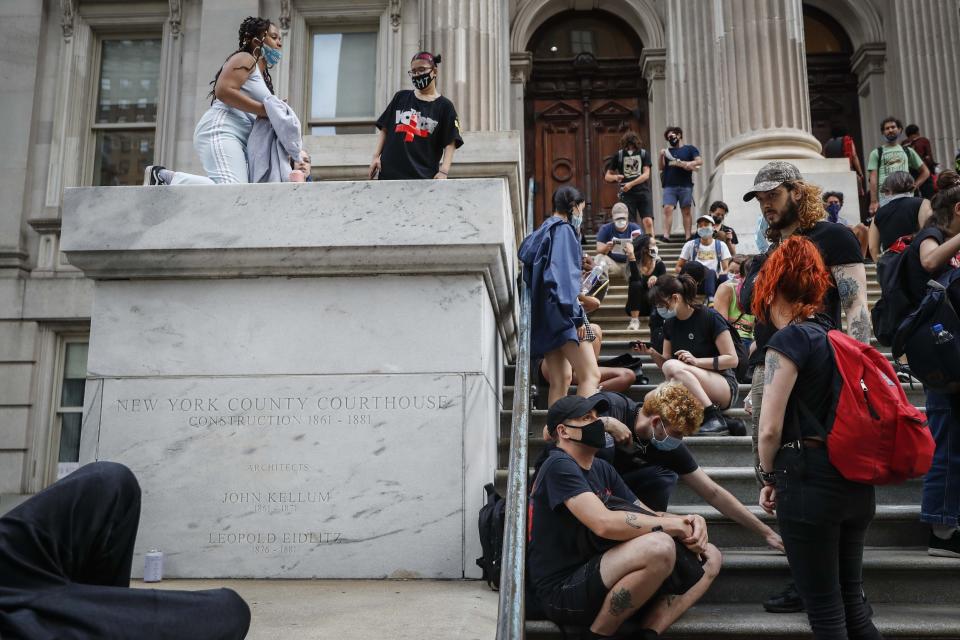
left=252, top=46, right=261, bottom=59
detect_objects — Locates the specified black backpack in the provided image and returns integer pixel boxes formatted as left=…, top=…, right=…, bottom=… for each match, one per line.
left=476, top=483, right=506, bottom=590
left=892, top=269, right=960, bottom=393
left=871, top=238, right=915, bottom=346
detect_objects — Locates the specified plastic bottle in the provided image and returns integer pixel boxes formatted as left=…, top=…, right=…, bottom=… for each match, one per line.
left=932, top=323, right=954, bottom=344
left=581, top=263, right=605, bottom=295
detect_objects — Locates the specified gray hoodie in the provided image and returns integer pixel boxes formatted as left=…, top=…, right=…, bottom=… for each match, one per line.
left=247, top=95, right=302, bottom=183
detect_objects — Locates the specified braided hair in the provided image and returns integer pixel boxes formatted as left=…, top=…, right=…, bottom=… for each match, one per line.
left=208, top=16, right=276, bottom=104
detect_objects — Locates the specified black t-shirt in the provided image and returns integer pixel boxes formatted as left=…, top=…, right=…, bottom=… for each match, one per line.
left=875, top=197, right=923, bottom=252
left=628, top=259, right=666, bottom=286
left=608, top=149, right=652, bottom=191
left=766, top=318, right=834, bottom=442
left=664, top=307, right=735, bottom=378
left=743, top=221, right=863, bottom=366
left=527, top=449, right=636, bottom=593
left=375, top=91, right=464, bottom=179
left=903, top=228, right=960, bottom=305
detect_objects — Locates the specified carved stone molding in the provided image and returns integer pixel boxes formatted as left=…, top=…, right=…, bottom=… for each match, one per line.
left=640, top=48, right=666, bottom=82
left=851, top=43, right=886, bottom=87
left=510, top=52, right=533, bottom=84
left=279, top=0, right=291, bottom=31
left=168, top=0, right=183, bottom=38
left=60, top=0, right=77, bottom=39
left=389, top=0, right=401, bottom=32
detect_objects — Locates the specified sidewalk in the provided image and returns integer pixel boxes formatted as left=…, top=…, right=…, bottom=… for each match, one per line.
left=133, top=579, right=497, bottom=639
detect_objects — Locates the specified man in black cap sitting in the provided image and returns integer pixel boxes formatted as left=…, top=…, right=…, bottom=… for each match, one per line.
left=527, top=395, right=721, bottom=640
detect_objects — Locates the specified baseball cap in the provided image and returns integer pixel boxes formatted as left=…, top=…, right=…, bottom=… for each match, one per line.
left=612, top=209, right=629, bottom=221
left=696, top=214, right=715, bottom=225
left=742, top=161, right=803, bottom=201
left=546, top=394, right=610, bottom=435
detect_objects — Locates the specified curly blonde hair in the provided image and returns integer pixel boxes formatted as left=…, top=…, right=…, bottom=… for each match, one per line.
left=641, top=382, right=704, bottom=436
left=765, top=180, right=827, bottom=244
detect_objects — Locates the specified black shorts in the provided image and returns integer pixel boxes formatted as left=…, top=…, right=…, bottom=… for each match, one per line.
left=538, top=555, right=608, bottom=626
left=620, top=189, right=653, bottom=221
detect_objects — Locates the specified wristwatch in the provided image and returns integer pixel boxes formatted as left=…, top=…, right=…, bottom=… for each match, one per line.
left=756, top=464, right=777, bottom=486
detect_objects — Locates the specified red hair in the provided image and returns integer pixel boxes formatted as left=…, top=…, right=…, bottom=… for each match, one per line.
left=751, top=236, right=831, bottom=324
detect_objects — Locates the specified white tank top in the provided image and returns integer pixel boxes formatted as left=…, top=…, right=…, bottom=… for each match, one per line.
left=212, top=63, right=272, bottom=123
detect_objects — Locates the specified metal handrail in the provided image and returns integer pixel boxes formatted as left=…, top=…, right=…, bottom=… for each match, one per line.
left=496, top=178, right=535, bottom=640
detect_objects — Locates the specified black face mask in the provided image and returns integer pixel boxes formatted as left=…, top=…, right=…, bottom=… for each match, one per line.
left=412, top=70, right=433, bottom=91
left=667, top=135, right=680, bottom=147
left=563, top=419, right=606, bottom=449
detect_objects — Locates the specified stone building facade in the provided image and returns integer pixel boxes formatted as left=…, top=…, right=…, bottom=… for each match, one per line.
left=1, top=0, right=959, bottom=504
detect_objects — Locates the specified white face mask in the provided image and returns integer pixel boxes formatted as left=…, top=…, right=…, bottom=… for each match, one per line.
left=614, top=219, right=628, bottom=230
left=649, top=246, right=659, bottom=258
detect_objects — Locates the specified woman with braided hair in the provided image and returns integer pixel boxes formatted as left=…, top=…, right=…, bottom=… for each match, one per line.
left=145, top=17, right=288, bottom=185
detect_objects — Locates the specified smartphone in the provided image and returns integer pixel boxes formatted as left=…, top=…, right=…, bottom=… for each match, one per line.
left=630, top=340, right=649, bottom=350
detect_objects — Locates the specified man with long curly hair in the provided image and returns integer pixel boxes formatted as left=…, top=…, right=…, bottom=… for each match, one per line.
left=738, top=160, right=871, bottom=614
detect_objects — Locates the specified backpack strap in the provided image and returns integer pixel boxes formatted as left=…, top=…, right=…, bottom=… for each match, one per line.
left=715, top=239, right=723, bottom=272
left=875, top=146, right=884, bottom=172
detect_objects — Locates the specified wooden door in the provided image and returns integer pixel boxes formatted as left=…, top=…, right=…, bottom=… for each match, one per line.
left=531, top=97, right=646, bottom=230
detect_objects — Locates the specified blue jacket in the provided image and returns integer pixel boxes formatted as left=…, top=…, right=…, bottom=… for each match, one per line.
left=519, top=216, right=586, bottom=358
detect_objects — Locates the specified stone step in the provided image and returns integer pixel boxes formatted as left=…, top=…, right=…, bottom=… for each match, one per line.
left=503, top=379, right=926, bottom=412
left=674, top=504, right=926, bottom=549
left=526, top=603, right=960, bottom=639
left=493, top=467, right=924, bottom=507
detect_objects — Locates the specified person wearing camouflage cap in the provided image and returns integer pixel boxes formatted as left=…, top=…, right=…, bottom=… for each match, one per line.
left=737, top=160, right=872, bottom=615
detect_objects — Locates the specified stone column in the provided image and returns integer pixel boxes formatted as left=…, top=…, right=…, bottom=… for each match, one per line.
left=663, top=0, right=721, bottom=209
left=891, top=0, right=960, bottom=171
left=419, top=0, right=507, bottom=131
left=851, top=43, right=887, bottom=161
left=713, top=0, right=822, bottom=164
left=641, top=49, right=666, bottom=231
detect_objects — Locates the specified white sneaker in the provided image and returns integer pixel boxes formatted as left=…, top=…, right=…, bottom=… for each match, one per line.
left=627, top=318, right=641, bottom=331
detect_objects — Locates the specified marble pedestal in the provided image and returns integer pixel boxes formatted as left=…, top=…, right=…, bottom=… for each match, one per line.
left=707, top=158, right=859, bottom=254
left=60, top=179, right=517, bottom=579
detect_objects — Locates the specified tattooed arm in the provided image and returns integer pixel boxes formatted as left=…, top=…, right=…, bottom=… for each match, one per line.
left=757, top=349, right=799, bottom=473
left=832, top=262, right=872, bottom=344
left=565, top=491, right=692, bottom=541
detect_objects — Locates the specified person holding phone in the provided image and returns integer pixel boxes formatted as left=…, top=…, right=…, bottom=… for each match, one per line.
left=633, top=274, right=738, bottom=435
left=623, top=235, right=665, bottom=331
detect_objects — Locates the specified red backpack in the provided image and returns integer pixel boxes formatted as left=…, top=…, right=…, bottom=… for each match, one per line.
left=810, top=330, right=934, bottom=485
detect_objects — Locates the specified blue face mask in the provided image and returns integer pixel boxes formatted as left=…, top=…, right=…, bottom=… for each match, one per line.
left=825, top=202, right=842, bottom=223
left=261, top=43, right=282, bottom=66
left=697, top=226, right=714, bottom=239
left=656, top=306, right=677, bottom=319
left=650, top=419, right=682, bottom=451
left=755, top=215, right=770, bottom=253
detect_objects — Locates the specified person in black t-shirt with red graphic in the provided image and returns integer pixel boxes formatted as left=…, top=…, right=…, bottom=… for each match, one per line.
left=527, top=395, right=720, bottom=640
left=753, top=237, right=881, bottom=640
left=370, top=51, right=463, bottom=180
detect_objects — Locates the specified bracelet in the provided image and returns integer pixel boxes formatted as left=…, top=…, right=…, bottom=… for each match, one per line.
left=756, top=464, right=777, bottom=486
left=713, top=356, right=719, bottom=371
left=437, top=170, right=448, bottom=176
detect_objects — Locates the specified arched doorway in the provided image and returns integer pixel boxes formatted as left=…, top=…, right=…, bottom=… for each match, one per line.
left=524, top=10, right=647, bottom=231
left=804, top=5, right=867, bottom=218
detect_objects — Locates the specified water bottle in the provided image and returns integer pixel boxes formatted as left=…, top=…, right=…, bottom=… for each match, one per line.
left=932, top=323, right=954, bottom=344
left=581, top=263, right=605, bottom=295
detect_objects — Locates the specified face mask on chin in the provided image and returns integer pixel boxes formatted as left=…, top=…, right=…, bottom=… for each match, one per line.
left=656, top=305, right=677, bottom=319
left=885, top=132, right=899, bottom=143
left=649, top=419, right=682, bottom=451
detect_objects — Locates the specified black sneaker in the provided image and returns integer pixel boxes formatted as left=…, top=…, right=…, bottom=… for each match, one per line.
left=726, top=417, right=747, bottom=436
left=658, top=234, right=672, bottom=244
left=143, top=165, right=168, bottom=186
left=695, top=404, right=728, bottom=436
left=928, top=528, right=960, bottom=558
left=763, top=582, right=804, bottom=613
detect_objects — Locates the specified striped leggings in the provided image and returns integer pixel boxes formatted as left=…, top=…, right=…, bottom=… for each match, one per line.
left=171, top=107, right=251, bottom=185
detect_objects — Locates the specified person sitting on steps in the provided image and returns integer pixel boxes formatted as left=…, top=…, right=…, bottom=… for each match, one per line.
left=528, top=394, right=722, bottom=640
left=632, top=274, right=739, bottom=436
left=624, top=236, right=666, bottom=332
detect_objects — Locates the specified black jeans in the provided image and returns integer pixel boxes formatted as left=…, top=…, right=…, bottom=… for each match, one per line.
left=620, top=464, right=679, bottom=512
left=775, top=447, right=883, bottom=640
left=0, top=462, right=251, bottom=640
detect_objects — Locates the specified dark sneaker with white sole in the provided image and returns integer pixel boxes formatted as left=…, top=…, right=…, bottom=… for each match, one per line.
left=695, top=404, right=728, bottom=436
left=143, top=165, right=168, bottom=186
left=928, top=529, right=960, bottom=558
left=763, top=582, right=804, bottom=613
